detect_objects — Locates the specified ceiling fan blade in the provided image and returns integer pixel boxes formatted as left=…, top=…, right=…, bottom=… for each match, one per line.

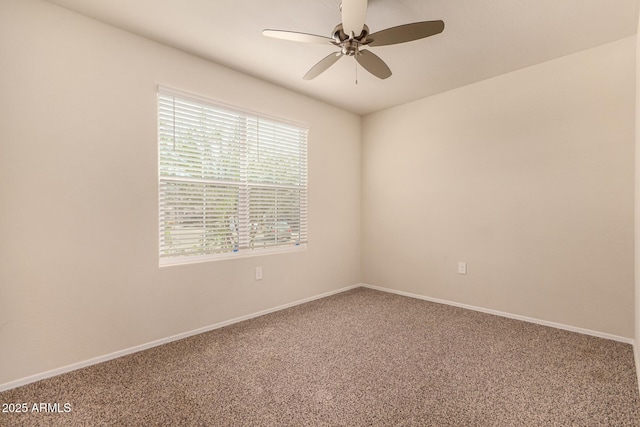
left=368, top=20, right=445, bottom=47
left=263, top=29, right=334, bottom=45
left=304, top=52, right=343, bottom=80
left=356, top=49, right=391, bottom=79
left=341, top=0, right=367, bottom=37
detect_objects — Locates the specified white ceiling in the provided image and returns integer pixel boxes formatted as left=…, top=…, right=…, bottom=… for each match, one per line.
left=44, top=0, right=639, bottom=115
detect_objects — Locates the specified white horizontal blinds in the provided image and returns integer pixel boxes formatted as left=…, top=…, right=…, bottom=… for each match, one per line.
left=246, top=118, right=308, bottom=248
left=159, top=181, right=240, bottom=256
left=158, top=88, right=307, bottom=262
left=158, top=92, right=244, bottom=258
left=158, top=95, right=243, bottom=182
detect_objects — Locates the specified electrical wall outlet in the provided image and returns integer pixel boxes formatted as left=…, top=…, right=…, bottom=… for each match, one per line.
left=255, top=266, right=263, bottom=280
left=458, top=262, right=467, bottom=275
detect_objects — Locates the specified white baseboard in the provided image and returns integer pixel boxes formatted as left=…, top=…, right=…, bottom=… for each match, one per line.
left=360, top=283, right=635, bottom=345
left=0, top=284, right=360, bottom=393
left=2, top=283, right=634, bottom=393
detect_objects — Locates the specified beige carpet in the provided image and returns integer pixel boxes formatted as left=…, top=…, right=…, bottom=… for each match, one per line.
left=1, top=287, right=639, bottom=426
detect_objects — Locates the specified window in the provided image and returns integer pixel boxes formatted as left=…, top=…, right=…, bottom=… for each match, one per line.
left=158, top=88, right=308, bottom=265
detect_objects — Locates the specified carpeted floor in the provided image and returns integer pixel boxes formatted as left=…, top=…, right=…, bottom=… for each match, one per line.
left=1, top=287, right=639, bottom=426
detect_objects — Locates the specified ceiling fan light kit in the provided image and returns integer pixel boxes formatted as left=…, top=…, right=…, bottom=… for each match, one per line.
left=263, top=0, right=444, bottom=81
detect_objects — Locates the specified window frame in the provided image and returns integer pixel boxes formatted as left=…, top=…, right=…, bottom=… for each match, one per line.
left=157, top=86, right=308, bottom=267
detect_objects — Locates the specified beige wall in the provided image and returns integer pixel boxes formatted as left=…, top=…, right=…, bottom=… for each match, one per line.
left=362, top=37, right=636, bottom=338
left=0, top=0, right=361, bottom=386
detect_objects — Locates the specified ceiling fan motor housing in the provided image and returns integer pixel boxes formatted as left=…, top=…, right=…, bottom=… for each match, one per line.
left=332, top=23, right=371, bottom=56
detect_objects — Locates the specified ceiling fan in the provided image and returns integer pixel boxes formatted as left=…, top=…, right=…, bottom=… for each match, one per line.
left=262, top=0, right=444, bottom=80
